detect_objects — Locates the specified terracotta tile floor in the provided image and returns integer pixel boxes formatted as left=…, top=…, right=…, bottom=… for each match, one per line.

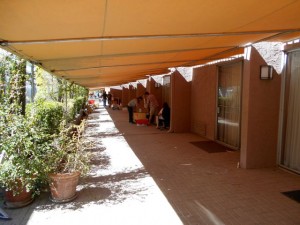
left=1, top=104, right=300, bottom=225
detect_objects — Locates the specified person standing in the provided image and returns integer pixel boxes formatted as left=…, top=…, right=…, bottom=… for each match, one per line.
left=102, top=91, right=107, bottom=107
left=127, top=97, right=143, bottom=123
left=144, top=91, right=159, bottom=125
left=107, top=92, right=112, bottom=108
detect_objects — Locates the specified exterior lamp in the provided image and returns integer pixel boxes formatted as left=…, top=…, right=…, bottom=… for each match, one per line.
left=260, top=65, right=273, bottom=80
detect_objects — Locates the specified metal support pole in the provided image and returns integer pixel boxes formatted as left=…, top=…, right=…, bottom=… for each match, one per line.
left=30, top=63, right=35, bottom=102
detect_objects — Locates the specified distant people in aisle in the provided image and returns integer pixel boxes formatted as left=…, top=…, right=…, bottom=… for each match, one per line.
left=156, top=102, right=170, bottom=130
left=107, top=92, right=112, bottom=108
left=127, top=96, right=143, bottom=123
left=143, top=91, right=159, bottom=125
left=102, top=91, right=107, bottom=107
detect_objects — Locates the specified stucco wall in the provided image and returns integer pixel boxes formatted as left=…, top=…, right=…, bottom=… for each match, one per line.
left=240, top=46, right=281, bottom=168
left=191, top=65, right=217, bottom=140
left=147, top=77, right=163, bottom=108
left=191, top=45, right=281, bottom=169
left=129, top=85, right=136, bottom=102
left=109, top=88, right=122, bottom=103
left=171, top=70, right=191, bottom=132
left=136, top=83, right=146, bottom=98
left=122, top=87, right=130, bottom=106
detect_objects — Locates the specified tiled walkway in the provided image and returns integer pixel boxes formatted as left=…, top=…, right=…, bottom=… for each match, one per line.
left=1, top=105, right=300, bottom=225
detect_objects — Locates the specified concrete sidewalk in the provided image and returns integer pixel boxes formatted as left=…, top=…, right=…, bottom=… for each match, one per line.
left=1, top=105, right=300, bottom=225
left=1, top=106, right=182, bottom=225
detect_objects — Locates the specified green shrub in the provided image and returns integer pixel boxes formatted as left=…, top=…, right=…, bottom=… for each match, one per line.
left=0, top=102, right=53, bottom=195
left=74, top=96, right=86, bottom=114
left=26, top=100, right=64, bottom=135
left=66, top=98, right=75, bottom=122
left=68, top=96, right=86, bottom=121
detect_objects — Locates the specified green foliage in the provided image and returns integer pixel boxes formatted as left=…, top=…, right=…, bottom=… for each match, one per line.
left=0, top=101, right=91, bottom=195
left=0, top=50, right=91, bottom=196
left=33, top=67, right=88, bottom=121
left=74, top=96, right=86, bottom=113
left=34, top=68, right=54, bottom=101
left=69, top=96, right=86, bottom=120
left=0, top=101, right=52, bottom=195
left=45, top=120, right=91, bottom=176
left=26, top=99, right=64, bottom=135
left=0, top=53, right=27, bottom=114
left=73, top=86, right=89, bottom=100
left=65, top=98, right=75, bottom=122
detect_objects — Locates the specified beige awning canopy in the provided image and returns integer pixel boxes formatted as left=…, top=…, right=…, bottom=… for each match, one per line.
left=1, top=0, right=300, bottom=88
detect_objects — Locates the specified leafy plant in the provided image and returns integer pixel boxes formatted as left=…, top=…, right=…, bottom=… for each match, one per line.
left=26, top=99, right=64, bottom=135
left=0, top=102, right=52, bottom=195
left=45, top=120, right=92, bottom=176
left=0, top=51, right=90, bottom=197
left=72, top=96, right=86, bottom=117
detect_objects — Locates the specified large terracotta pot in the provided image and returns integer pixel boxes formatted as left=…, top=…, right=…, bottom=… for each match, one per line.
left=4, top=187, right=33, bottom=209
left=49, top=171, right=80, bottom=203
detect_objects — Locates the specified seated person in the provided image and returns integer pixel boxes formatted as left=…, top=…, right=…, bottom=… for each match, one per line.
left=156, top=102, right=170, bottom=129
left=112, top=99, right=120, bottom=110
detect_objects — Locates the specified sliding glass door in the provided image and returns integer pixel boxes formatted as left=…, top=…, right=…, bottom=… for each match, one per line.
left=217, top=62, right=242, bottom=149
left=281, top=50, right=300, bottom=173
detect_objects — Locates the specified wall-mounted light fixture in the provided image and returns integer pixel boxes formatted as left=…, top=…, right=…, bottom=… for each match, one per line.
left=260, top=65, right=273, bottom=80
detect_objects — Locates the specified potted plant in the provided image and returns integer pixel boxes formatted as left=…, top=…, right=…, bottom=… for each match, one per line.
left=0, top=103, right=52, bottom=208
left=46, top=120, right=91, bottom=203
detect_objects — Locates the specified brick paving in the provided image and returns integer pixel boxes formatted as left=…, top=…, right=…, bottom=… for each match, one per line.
left=1, top=105, right=300, bottom=225
left=108, top=106, right=300, bottom=225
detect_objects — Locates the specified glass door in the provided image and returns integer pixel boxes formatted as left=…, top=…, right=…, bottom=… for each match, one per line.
left=217, top=62, right=242, bottom=149
left=281, top=50, right=300, bottom=173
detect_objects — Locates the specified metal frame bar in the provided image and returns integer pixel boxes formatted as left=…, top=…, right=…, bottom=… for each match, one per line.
left=1, top=29, right=300, bottom=46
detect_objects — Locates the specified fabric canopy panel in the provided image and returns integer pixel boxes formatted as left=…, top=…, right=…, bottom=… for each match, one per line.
left=1, top=0, right=300, bottom=88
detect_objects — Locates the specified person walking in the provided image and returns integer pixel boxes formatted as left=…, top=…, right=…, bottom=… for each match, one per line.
left=102, top=91, right=107, bottom=107
left=144, top=91, right=159, bottom=125
left=127, top=96, right=143, bottom=123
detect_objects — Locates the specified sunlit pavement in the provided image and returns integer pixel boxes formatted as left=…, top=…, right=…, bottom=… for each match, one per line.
left=1, top=104, right=183, bottom=225
left=2, top=103, right=300, bottom=225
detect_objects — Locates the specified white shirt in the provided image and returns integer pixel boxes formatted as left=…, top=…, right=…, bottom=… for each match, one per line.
left=128, top=99, right=138, bottom=107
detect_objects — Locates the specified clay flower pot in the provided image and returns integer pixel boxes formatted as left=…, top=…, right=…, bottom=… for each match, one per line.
left=49, top=171, right=80, bottom=203
left=4, top=187, right=33, bottom=209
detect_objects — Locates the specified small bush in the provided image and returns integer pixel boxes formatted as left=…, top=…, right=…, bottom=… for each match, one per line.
left=68, top=96, right=86, bottom=121
left=74, top=96, right=86, bottom=114
left=26, top=100, right=64, bottom=135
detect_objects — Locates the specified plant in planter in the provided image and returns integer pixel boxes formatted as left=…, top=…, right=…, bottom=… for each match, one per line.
left=0, top=55, right=53, bottom=208
left=0, top=102, right=52, bottom=208
left=45, top=120, right=92, bottom=203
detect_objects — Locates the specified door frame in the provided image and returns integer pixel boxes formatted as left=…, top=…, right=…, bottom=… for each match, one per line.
left=215, top=60, right=243, bottom=150
left=278, top=47, right=300, bottom=174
